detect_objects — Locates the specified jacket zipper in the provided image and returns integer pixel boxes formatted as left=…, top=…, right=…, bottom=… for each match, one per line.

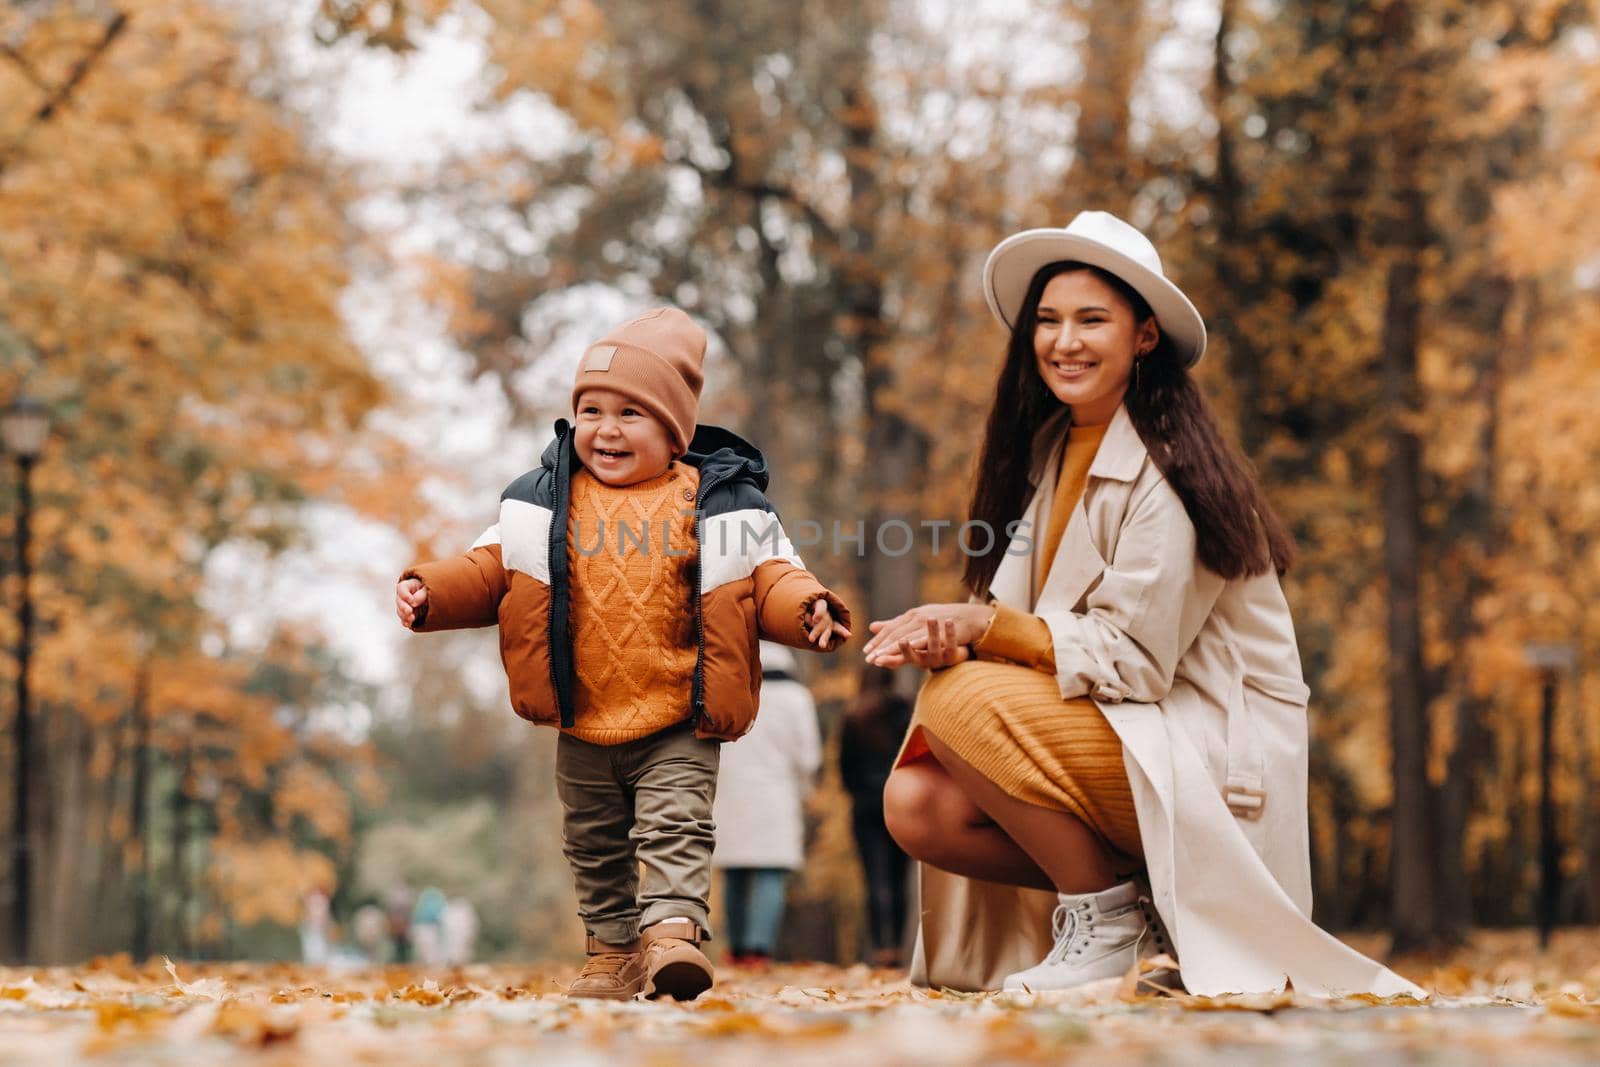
left=689, top=465, right=731, bottom=731
left=546, top=422, right=577, bottom=728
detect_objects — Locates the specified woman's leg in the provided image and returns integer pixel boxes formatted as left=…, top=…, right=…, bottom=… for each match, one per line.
left=852, top=807, right=903, bottom=953
left=883, top=758, right=1054, bottom=890
left=885, top=828, right=910, bottom=954
left=721, top=868, right=750, bottom=955
left=920, top=729, right=1119, bottom=894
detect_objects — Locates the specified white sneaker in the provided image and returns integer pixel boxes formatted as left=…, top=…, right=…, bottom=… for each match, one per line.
left=1001, top=880, right=1153, bottom=992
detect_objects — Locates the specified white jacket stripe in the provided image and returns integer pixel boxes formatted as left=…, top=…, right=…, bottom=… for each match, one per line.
left=497, top=499, right=553, bottom=583
left=699, top=508, right=804, bottom=595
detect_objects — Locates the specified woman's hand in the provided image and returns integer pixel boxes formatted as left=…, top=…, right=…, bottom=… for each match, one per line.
left=863, top=602, right=994, bottom=669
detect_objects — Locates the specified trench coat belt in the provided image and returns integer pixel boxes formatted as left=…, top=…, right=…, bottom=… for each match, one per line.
left=1223, top=642, right=1266, bottom=820
left=1222, top=650, right=1313, bottom=820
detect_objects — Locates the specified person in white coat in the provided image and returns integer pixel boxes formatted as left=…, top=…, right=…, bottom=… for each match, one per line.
left=862, top=211, right=1421, bottom=998
left=712, top=641, right=823, bottom=962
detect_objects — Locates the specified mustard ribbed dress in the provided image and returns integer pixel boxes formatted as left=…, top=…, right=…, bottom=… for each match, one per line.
left=900, top=421, right=1143, bottom=865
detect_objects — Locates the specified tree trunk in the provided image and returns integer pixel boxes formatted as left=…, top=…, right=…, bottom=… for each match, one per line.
left=1382, top=142, right=1449, bottom=953
left=1210, top=0, right=1267, bottom=457
left=1581, top=636, right=1599, bottom=922
left=1435, top=273, right=1512, bottom=936
left=834, top=17, right=925, bottom=623
left=43, top=716, right=89, bottom=962
left=1070, top=0, right=1140, bottom=212
left=1381, top=303, right=1440, bottom=950
left=91, top=702, right=132, bottom=951
left=130, top=661, right=153, bottom=960
left=170, top=747, right=192, bottom=956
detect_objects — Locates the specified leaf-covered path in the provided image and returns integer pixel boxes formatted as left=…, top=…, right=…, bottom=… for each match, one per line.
left=5, top=931, right=1600, bottom=1065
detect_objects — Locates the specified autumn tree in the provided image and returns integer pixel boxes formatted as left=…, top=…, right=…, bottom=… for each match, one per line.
left=1205, top=0, right=1600, bottom=948
left=0, top=0, right=408, bottom=961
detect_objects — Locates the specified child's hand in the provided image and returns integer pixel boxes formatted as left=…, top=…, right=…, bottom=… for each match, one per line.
left=805, top=598, right=851, bottom=650
left=396, top=578, right=427, bottom=628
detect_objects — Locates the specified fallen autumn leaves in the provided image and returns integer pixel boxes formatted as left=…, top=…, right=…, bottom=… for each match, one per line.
left=4, top=930, right=1600, bottom=1065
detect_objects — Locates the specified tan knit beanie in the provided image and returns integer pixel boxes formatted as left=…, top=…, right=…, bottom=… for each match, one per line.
left=571, top=307, right=706, bottom=455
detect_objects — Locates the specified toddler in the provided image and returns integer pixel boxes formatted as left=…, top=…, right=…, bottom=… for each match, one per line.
left=395, top=308, right=849, bottom=1000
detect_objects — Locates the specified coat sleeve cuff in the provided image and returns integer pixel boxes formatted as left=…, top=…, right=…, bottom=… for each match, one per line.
left=974, top=602, right=1056, bottom=671
left=798, top=589, right=851, bottom=650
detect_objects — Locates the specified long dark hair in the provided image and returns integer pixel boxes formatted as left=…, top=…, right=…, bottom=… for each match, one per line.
left=962, top=260, right=1295, bottom=597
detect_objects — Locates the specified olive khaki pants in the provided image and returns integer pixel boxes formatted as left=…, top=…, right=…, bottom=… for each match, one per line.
left=556, top=724, right=720, bottom=946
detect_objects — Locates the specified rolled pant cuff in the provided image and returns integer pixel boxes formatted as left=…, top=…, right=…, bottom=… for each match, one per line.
left=640, top=904, right=713, bottom=942
left=585, top=916, right=642, bottom=948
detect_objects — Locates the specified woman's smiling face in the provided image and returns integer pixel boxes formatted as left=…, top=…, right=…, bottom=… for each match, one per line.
left=1032, top=269, right=1159, bottom=426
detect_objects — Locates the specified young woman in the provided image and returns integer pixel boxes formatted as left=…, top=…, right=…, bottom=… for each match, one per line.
left=863, top=212, right=1420, bottom=996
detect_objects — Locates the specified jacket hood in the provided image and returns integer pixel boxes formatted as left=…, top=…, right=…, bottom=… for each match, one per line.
left=542, top=420, right=768, bottom=491
left=540, top=423, right=570, bottom=472
left=683, top=424, right=769, bottom=490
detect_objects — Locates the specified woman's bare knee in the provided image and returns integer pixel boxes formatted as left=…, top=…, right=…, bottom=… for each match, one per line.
left=882, top=766, right=928, bottom=856
left=884, top=762, right=969, bottom=861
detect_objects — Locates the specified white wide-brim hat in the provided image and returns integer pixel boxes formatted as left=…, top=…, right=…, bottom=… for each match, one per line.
left=982, top=210, right=1207, bottom=368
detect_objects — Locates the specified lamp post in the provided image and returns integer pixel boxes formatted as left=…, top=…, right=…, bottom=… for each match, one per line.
left=2, top=394, right=48, bottom=964
left=1525, top=640, right=1578, bottom=950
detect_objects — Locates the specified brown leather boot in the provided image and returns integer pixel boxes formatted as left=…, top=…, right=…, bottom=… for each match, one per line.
left=639, top=918, right=714, bottom=1001
left=566, top=936, right=646, bottom=1000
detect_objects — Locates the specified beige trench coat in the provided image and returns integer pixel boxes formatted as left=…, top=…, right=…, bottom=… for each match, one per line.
left=911, top=405, right=1420, bottom=997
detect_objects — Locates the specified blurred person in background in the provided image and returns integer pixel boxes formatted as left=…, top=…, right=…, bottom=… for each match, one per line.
left=384, top=886, right=414, bottom=963
left=712, top=641, right=823, bottom=965
left=411, top=886, right=448, bottom=966
left=839, top=669, right=914, bottom=967
left=352, top=903, right=393, bottom=965
left=300, top=887, right=332, bottom=966
left=442, top=896, right=480, bottom=966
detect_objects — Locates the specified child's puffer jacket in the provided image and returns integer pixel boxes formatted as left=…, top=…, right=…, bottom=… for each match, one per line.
left=402, top=422, right=849, bottom=741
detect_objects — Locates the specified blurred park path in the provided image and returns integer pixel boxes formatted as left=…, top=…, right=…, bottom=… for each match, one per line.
left=4, top=928, right=1600, bottom=1065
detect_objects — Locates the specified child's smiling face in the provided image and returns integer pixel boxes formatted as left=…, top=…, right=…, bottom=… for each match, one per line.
left=573, top=388, right=677, bottom=486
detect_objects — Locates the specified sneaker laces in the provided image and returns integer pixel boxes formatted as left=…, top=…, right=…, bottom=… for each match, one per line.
left=1137, top=898, right=1173, bottom=958
left=1043, top=902, right=1090, bottom=964
left=579, top=952, right=630, bottom=978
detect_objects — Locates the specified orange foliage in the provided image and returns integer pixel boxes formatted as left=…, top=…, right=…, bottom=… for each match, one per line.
left=0, top=0, right=402, bottom=954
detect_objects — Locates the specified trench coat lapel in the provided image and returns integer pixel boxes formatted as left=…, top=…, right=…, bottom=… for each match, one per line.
left=988, top=407, right=1070, bottom=609
left=1034, top=406, right=1148, bottom=614
left=988, top=479, right=1046, bottom=610
left=1035, top=496, right=1102, bottom=615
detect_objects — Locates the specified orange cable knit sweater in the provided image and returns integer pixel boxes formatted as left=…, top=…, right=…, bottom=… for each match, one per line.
left=565, top=462, right=701, bottom=745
